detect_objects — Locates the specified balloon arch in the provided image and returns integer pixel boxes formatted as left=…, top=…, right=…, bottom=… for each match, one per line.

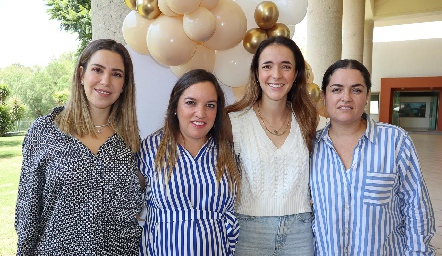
left=122, top=0, right=326, bottom=116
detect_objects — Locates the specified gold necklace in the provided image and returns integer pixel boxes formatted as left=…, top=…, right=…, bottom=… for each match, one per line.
left=94, top=119, right=110, bottom=134
left=257, top=102, right=291, bottom=136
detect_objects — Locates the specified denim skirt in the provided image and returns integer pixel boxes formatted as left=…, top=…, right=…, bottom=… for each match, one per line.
left=234, top=212, right=314, bottom=256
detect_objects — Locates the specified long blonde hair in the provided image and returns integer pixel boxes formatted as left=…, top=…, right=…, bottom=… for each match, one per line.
left=226, top=36, right=318, bottom=153
left=55, top=39, right=140, bottom=153
left=155, top=69, right=240, bottom=189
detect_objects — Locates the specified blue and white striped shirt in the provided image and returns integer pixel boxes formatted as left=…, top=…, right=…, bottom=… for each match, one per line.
left=310, top=118, right=436, bottom=255
left=138, top=131, right=238, bottom=256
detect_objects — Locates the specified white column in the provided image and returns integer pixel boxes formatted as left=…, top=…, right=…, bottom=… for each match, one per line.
left=306, top=0, right=343, bottom=85
left=342, top=0, right=365, bottom=61
left=91, top=0, right=129, bottom=43
left=363, top=20, right=374, bottom=115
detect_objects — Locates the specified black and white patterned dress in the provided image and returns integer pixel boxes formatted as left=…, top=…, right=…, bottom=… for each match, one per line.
left=15, top=107, right=142, bottom=255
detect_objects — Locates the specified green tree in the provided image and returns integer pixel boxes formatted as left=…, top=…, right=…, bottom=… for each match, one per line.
left=46, top=0, right=91, bottom=54
left=53, top=89, right=70, bottom=106
left=0, top=83, right=11, bottom=104
left=0, top=104, right=12, bottom=136
left=8, top=97, right=26, bottom=131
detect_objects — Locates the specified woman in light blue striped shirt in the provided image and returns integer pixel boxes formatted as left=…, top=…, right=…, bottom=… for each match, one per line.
left=137, top=69, right=240, bottom=256
left=310, top=59, right=436, bottom=255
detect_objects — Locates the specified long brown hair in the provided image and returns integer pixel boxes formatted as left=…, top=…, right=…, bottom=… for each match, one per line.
left=55, top=39, right=140, bottom=153
left=155, top=69, right=240, bottom=188
left=226, top=36, right=318, bottom=153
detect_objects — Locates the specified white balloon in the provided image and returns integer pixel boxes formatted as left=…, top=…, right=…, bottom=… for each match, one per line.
left=122, top=11, right=152, bottom=55
left=213, top=42, right=253, bottom=87
left=183, top=7, right=216, bottom=42
left=170, top=45, right=216, bottom=78
left=273, top=0, right=307, bottom=25
left=233, top=0, right=260, bottom=30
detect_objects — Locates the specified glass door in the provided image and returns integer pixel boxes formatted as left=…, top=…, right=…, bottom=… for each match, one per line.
left=428, top=92, right=439, bottom=130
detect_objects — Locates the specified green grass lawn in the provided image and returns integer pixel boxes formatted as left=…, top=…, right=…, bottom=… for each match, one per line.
left=0, top=134, right=24, bottom=256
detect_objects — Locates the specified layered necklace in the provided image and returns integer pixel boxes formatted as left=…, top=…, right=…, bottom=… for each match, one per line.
left=257, top=102, right=291, bottom=136
left=94, top=119, right=110, bottom=134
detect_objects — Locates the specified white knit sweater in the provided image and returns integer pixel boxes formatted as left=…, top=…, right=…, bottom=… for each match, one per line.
left=229, top=107, right=311, bottom=216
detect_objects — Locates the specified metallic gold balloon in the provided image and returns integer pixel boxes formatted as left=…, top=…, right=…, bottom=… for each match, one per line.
left=243, top=28, right=268, bottom=54
left=267, top=23, right=290, bottom=38
left=136, top=0, right=161, bottom=20
left=125, top=0, right=137, bottom=10
left=254, top=1, right=279, bottom=30
left=305, top=60, right=314, bottom=84
left=307, top=83, right=321, bottom=103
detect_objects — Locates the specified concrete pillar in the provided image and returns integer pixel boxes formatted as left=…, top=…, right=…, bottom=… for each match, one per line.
left=306, top=0, right=343, bottom=85
left=342, top=0, right=365, bottom=61
left=91, top=0, right=130, bottom=43
left=363, top=20, right=374, bottom=115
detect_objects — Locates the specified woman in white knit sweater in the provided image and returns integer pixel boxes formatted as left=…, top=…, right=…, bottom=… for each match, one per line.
left=226, top=36, right=318, bottom=255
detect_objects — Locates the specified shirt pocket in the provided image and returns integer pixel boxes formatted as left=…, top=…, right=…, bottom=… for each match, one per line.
left=363, top=172, right=396, bottom=206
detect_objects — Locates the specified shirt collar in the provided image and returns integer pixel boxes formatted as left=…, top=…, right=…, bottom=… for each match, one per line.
left=316, top=113, right=377, bottom=144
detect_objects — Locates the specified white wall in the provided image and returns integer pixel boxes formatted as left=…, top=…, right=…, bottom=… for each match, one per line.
left=371, top=38, right=442, bottom=93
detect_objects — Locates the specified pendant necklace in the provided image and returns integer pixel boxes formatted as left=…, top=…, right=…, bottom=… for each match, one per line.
left=94, top=119, right=110, bottom=134
left=257, top=102, right=291, bottom=136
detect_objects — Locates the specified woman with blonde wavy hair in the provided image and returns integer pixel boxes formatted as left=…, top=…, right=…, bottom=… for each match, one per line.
left=15, top=39, right=142, bottom=255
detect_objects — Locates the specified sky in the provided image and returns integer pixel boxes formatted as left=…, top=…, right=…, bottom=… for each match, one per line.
left=0, top=0, right=79, bottom=68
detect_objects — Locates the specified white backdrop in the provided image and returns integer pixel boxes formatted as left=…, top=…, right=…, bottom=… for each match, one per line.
left=128, top=48, right=235, bottom=139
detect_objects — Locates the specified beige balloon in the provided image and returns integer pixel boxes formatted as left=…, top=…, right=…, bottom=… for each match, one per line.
left=166, top=0, right=201, bottom=14
left=147, top=15, right=197, bottom=66
left=183, top=7, right=216, bottom=42
left=243, top=28, right=268, bottom=54
left=307, top=83, right=321, bottom=103
left=158, top=0, right=178, bottom=16
left=203, top=0, right=247, bottom=50
left=137, top=0, right=161, bottom=20
left=124, top=0, right=137, bottom=10
left=170, top=45, right=216, bottom=78
left=254, top=1, right=279, bottom=30
left=122, top=11, right=153, bottom=55
left=200, top=0, right=220, bottom=9
left=267, top=23, right=290, bottom=38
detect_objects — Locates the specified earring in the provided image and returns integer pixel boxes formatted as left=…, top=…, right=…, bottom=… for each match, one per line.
left=174, top=112, right=176, bottom=115
left=81, top=80, right=84, bottom=85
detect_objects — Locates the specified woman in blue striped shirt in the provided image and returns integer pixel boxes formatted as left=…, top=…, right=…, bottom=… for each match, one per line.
left=137, top=69, right=240, bottom=255
left=310, top=59, right=436, bottom=255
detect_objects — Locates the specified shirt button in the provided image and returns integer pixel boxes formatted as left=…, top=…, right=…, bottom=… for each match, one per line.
left=345, top=205, right=349, bottom=209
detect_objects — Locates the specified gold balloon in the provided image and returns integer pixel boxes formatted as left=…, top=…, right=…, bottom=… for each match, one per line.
left=254, top=1, right=279, bottom=30
left=125, top=0, right=137, bottom=10
left=243, top=28, right=268, bottom=54
left=307, top=83, right=321, bottom=103
left=305, top=60, right=314, bottom=84
left=266, top=23, right=290, bottom=38
left=136, top=0, right=161, bottom=20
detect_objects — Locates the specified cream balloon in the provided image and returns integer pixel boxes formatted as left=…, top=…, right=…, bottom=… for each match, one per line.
left=233, top=0, right=261, bottom=30
left=200, top=0, right=220, bottom=9
left=122, top=11, right=153, bottom=55
left=203, top=0, right=247, bottom=51
left=170, top=45, right=216, bottom=78
left=147, top=15, right=197, bottom=66
left=158, top=0, right=178, bottom=16
left=183, top=7, right=216, bottom=42
left=213, top=42, right=253, bottom=87
left=166, top=0, right=201, bottom=14
left=273, top=0, right=307, bottom=25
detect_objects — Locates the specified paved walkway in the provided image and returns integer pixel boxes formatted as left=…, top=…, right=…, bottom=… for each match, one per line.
left=409, top=132, right=442, bottom=253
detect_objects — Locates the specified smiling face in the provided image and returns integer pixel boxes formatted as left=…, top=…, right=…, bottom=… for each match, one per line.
left=80, top=49, right=125, bottom=114
left=323, top=68, right=369, bottom=125
left=176, top=81, right=218, bottom=147
left=257, top=44, right=297, bottom=103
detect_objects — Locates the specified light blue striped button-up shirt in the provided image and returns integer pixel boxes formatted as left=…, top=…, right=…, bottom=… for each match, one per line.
left=310, top=117, right=435, bottom=255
